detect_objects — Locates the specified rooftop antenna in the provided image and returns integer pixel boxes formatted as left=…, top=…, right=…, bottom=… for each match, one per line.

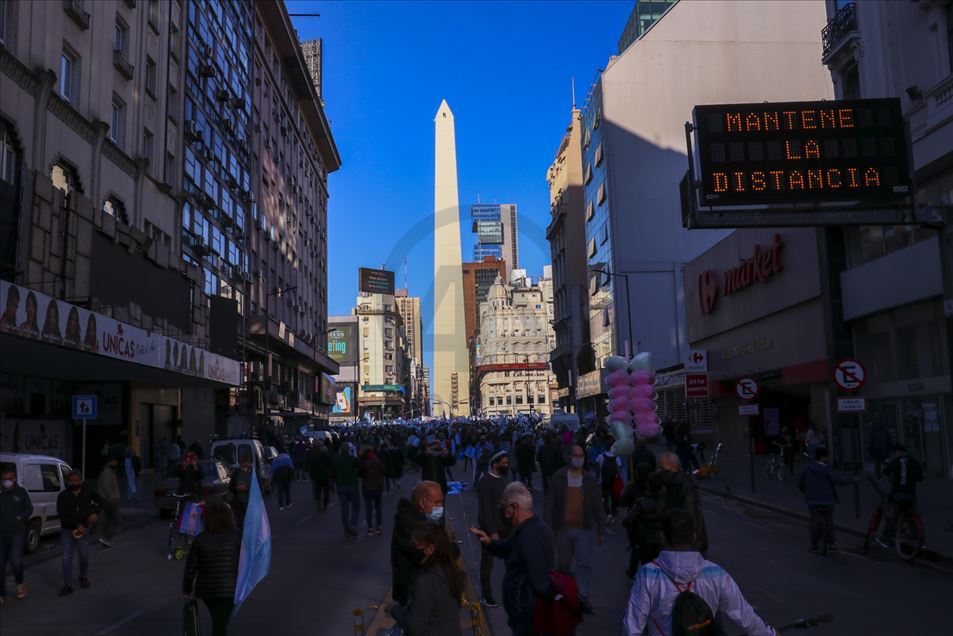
left=571, top=76, right=576, bottom=109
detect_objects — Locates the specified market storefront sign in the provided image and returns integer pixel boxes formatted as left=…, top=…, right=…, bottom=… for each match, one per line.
left=0, top=281, right=240, bottom=385
left=700, top=235, right=784, bottom=315
left=576, top=370, right=604, bottom=399
left=721, top=337, right=774, bottom=360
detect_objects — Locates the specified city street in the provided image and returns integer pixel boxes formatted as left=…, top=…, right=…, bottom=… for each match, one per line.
left=1, top=475, right=948, bottom=635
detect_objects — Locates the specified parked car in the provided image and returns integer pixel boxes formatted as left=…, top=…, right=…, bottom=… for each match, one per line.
left=153, top=458, right=232, bottom=517
left=0, top=453, right=72, bottom=553
left=209, top=437, right=273, bottom=493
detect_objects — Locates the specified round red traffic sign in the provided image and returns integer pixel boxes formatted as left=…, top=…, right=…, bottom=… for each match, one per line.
left=833, top=359, right=866, bottom=392
left=735, top=377, right=759, bottom=401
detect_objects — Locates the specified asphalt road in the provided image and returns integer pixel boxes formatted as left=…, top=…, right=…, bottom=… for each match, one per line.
left=1, top=475, right=947, bottom=635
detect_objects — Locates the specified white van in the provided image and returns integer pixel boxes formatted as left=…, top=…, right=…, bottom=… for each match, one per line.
left=0, top=453, right=72, bottom=552
left=209, top=437, right=272, bottom=493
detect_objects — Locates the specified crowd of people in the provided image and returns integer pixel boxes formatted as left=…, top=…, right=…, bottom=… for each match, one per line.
left=0, top=413, right=927, bottom=635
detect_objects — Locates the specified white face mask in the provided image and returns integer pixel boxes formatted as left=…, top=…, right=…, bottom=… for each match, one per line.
left=570, top=457, right=585, bottom=469
left=2, top=479, right=14, bottom=489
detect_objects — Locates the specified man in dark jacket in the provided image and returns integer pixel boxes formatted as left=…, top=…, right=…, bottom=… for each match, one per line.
left=170, top=452, right=205, bottom=500
left=537, top=434, right=564, bottom=493
left=332, top=445, right=361, bottom=536
left=798, top=446, right=853, bottom=551
left=656, top=452, right=708, bottom=554
left=476, top=451, right=510, bottom=608
left=391, top=480, right=443, bottom=605
left=868, top=421, right=892, bottom=478
left=544, top=444, right=605, bottom=614
left=307, top=444, right=333, bottom=511
left=415, top=443, right=455, bottom=494
left=1, top=466, right=33, bottom=603
left=514, top=437, right=536, bottom=489
left=879, top=444, right=924, bottom=545
left=56, top=471, right=99, bottom=596
left=229, top=457, right=254, bottom=528
left=470, top=482, right=554, bottom=636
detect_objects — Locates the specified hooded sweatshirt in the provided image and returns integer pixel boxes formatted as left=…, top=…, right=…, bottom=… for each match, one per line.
left=622, top=550, right=775, bottom=636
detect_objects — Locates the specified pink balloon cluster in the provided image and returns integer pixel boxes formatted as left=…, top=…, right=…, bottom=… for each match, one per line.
left=604, top=353, right=661, bottom=440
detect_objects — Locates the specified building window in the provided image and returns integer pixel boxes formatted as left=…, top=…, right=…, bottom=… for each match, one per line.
left=109, top=96, right=125, bottom=147
left=0, top=122, right=17, bottom=185
left=143, top=128, right=154, bottom=164
left=51, top=161, right=78, bottom=195
left=145, top=57, right=157, bottom=98
left=597, top=182, right=606, bottom=205
left=148, top=0, right=159, bottom=31
left=0, top=0, right=10, bottom=45
left=103, top=195, right=129, bottom=224
left=60, top=48, right=78, bottom=102
left=167, top=85, right=178, bottom=121
left=584, top=163, right=592, bottom=185
left=114, top=16, right=128, bottom=54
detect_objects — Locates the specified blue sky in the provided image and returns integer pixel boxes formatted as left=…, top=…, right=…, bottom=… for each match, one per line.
left=290, top=0, right=635, bottom=369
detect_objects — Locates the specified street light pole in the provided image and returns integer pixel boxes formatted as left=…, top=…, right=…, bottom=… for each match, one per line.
left=593, top=268, right=634, bottom=357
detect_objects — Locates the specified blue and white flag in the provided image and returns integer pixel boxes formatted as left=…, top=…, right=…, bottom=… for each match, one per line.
left=233, top=471, right=271, bottom=616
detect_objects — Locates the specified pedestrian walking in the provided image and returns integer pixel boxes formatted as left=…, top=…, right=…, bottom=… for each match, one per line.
left=515, top=436, right=536, bottom=490
left=674, top=424, right=699, bottom=474
left=391, top=480, right=444, bottom=605
left=544, top=444, right=605, bottom=615
left=307, top=444, right=333, bottom=511
left=271, top=452, right=294, bottom=510
left=622, top=509, right=778, bottom=636
left=868, top=421, right=892, bottom=478
left=595, top=447, right=623, bottom=522
left=0, top=465, right=33, bottom=604
left=123, top=447, right=141, bottom=503
left=538, top=434, right=565, bottom=493
left=469, top=482, right=555, bottom=636
left=797, top=447, right=852, bottom=553
left=229, top=457, right=253, bottom=528
left=655, top=452, right=708, bottom=554
left=183, top=501, right=242, bottom=636
left=96, top=455, right=122, bottom=547
left=56, top=470, right=99, bottom=596
left=476, top=450, right=510, bottom=608
left=383, top=442, right=404, bottom=493
left=332, top=444, right=361, bottom=536
left=359, top=450, right=385, bottom=535
left=167, top=437, right=182, bottom=469
left=416, top=440, right=456, bottom=494
left=621, top=471, right=666, bottom=580
left=387, top=521, right=466, bottom=636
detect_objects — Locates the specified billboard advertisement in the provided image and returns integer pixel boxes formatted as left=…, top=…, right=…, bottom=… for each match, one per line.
left=0, top=281, right=241, bottom=385
left=326, top=324, right=356, bottom=365
left=318, top=373, right=337, bottom=406
left=332, top=383, right=356, bottom=415
left=359, top=268, right=395, bottom=295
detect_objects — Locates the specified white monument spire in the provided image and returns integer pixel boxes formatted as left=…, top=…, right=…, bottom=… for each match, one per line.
left=433, top=100, right=470, bottom=417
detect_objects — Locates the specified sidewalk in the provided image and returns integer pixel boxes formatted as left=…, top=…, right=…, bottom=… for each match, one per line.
left=693, top=448, right=953, bottom=564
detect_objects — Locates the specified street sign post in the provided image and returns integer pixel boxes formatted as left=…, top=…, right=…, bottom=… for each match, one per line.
left=833, top=359, right=866, bottom=392
left=72, top=395, right=97, bottom=478
left=735, top=377, right=759, bottom=401
left=837, top=397, right=867, bottom=413
left=738, top=404, right=760, bottom=416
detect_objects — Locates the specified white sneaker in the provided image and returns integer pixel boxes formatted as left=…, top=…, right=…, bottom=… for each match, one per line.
left=278, top=506, right=284, bottom=511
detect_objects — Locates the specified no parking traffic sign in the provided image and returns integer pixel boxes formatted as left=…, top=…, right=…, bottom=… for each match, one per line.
left=833, top=359, right=866, bottom=392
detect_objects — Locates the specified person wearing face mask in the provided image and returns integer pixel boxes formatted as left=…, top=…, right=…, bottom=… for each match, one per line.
left=469, top=482, right=555, bottom=636
left=391, top=481, right=444, bottom=605
left=96, top=455, right=122, bottom=548
left=544, top=444, right=605, bottom=615
left=171, top=451, right=206, bottom=502
left=387, top=521, right=466, bottom=636
left=55, top=470, right=99, bottom=596
left=476, top=451, right=510, bottom=608
left=0, top=466, right=33, bottom=604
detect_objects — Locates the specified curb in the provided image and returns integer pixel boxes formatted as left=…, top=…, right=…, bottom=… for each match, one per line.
left=697, top=483, right=953, bottom=570
left=22, top=509, right=159, bottom=569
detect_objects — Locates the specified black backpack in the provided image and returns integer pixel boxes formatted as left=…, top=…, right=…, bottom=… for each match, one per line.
left=651, top=562, right=719, bottom=636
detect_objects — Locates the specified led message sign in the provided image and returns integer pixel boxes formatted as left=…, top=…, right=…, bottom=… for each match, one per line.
left=693, top=99, right=910, bottom=206
left=359, top=268, right=396, bottom=295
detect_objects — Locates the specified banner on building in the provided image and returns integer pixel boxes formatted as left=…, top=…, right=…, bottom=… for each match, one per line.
left=326, top=324, right=356, bottom=365
left=0, top=281, right=241, bottom=386
left=332, top=383, right=356, bottom=415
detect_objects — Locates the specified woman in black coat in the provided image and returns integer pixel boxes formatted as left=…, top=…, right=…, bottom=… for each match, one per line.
left=183, top=501, right=242, bottom=636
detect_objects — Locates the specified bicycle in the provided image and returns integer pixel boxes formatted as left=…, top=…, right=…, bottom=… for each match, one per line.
left=764, top=441, right=789, bottom=481
left=863, top=476, right=924, bottom=561
left=693, top=442, right=723, bottom=480
left=731, top=613, right=833, bottom=634
left=166, top=492, right=201, bottom=561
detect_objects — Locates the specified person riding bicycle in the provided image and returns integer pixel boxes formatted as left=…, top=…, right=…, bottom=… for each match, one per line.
left=877, top=444, right=923, bottom=548
left=798, top=447, right=852, bottom=553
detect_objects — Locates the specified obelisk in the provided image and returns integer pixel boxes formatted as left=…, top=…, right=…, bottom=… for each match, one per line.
left=433, top=100, right=470, bottom=417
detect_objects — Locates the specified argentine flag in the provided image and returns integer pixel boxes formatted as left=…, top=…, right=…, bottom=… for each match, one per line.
left=233, top=469, right=271, bottom=616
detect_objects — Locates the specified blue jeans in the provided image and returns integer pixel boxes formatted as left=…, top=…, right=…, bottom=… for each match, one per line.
left=337, top=484, right=360, bottom=530
left=555, top=528, right=596, bottom=598
left=61, top=528, right=89, bottom=584
left=1, top=532, right=25, bottom=596
left=364, top=492, right=383, bottom=528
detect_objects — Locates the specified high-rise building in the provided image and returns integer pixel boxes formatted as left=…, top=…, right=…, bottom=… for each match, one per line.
left=546, top=108, right=589, bottom=412
left=395, top=289, right=423, bottom=365
left=576, top=0, right=833, bottom=418
left=471, top=203, right=518, bottom=280
left=356, top=282, right=407, bottom=419
left=300, top=38, right=323, bottom=103
left=433, top=100, right=470, bottom=417
left=617, top=0, right=677, bottom=54
left=462, top=256, right=507, bottom=410
left=477, top=275, right=557, bottom=417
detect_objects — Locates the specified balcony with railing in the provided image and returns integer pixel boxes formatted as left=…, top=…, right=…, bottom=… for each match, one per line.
left=821, top=3, right=859, bottom=63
